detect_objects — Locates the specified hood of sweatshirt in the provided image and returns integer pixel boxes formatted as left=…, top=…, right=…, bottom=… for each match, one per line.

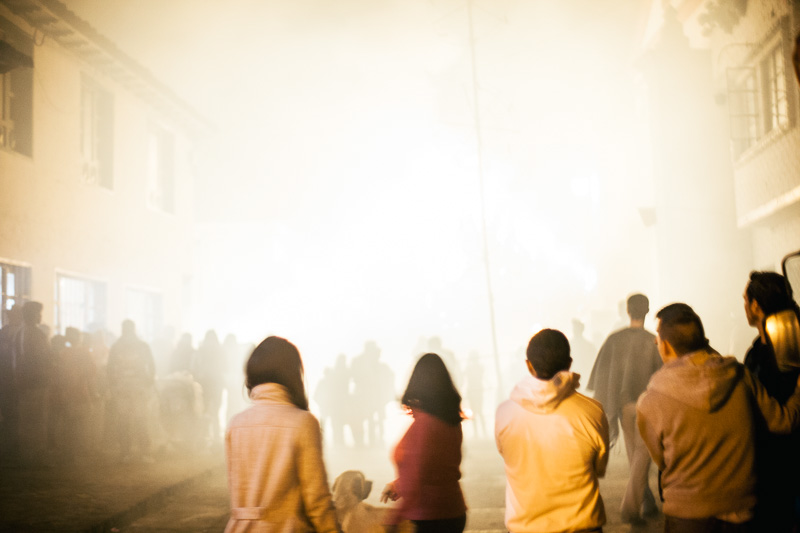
left=510, top=371, right=580, bottom=414
left=646, top=349, right=743, bottom=412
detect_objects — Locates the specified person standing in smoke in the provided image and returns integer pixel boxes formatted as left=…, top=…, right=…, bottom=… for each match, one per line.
left=742, top=271, right=800, bottom=532
left=463, top=351, right=487, bottom=439
left=46, top=333, right=68, bottom=453
left=350, top=340, right=394, bottom=447
left=91, top=329, right=115, bottom=449
left=193, top=330, right=226, bottom=445
left=169, top=332, right=195, bottom=375
left=0, top=305, right=23, bottom=461
left=427, top=336, right=461, bottom=389
left=107, top=319, right=156, bottom=463
left=223, top=333, right=247, bottom=423
left=328, top=353, right=351, bottom=447
left=587, top=293, right=661, bottom=525
left=80, top=329, right=103, bottom=453
left=314, top=366, right=334, bottom=445
left=314, top=354, right=354, bottom=448
left=12, top=301, right=52, bottom=466
left=151, top=325, right=175, bottom=378
left=53, top=327, right=97, bottom=464
left=312, top=355, right=349, bottom=448
left=569, top=318, right=595, bottom=386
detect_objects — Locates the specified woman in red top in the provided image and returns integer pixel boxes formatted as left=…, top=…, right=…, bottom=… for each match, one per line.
left=381, top=353, right=467, bottom=533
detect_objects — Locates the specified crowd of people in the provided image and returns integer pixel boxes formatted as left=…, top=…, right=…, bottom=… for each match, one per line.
left=2, top=266, right=799, bottom=533
left=494, top=271, right=800, bottom=533
left=0, top=307, right=250, bottom=466
left=0, top=302, right=485, bottom=471
left=223, top=267, right=800, bottom=533
left=225, top=337, right=468, bottom=533
left=312, top=336, right=489, bottom=448
left=313, top=341, right=396, bottom=449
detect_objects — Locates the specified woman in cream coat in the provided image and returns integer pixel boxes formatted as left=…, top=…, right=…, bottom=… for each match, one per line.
left=225, top=336, right=341, bottom=533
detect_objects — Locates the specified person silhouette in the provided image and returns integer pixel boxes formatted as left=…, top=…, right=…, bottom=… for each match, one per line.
left=569, top=319, right=595, bottom=386
left=107, top=319, right=155, bottom=463
left=463, top=351, right=487, bottom=439
left=169, top=333, right=194, bottom=375
left=12, top=301, right=52, bottom=465
left=587, top=294, right=661, bottom=524
left=55, top=327, right=96, bottom=463
left=223, top=333, right=247, bottom=422
left=427, top=336, right=460, bottom=389
left=350, top=341, right=394, bottom=447
left=0, top=305, right=23, bottom=460
left=193, top=330, right=226, bottom=444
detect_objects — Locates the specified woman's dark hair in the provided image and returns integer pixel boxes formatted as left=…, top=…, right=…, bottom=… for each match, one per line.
left=401, top=353, right=463, bottom=425
left=245, top=336, right=308, bottom=410
left=745, top=271, right=796, bottom=316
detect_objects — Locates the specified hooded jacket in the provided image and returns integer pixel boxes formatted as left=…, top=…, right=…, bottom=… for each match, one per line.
left=224, top=383, right=341, bottom=533
left=636, top=349, right=800, bottom=519
left=495, top=371, right=609, bottom=533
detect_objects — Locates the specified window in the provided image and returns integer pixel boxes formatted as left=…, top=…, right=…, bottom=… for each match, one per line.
left=146, top=122, right=175, bottom=213
left=0, top=18, right=33, bottom=156
left=81, top=75, right=114, bottom=189
left=55, top=274, right=106, bottom=334
left=728, top=67, right=759, bottom=156
left=126, top=288, right=162, bottom=343
left=761, top=44, right=789, bottom=135
left=0, top=262, right=31, bottom=324
left=727, top=29, right=793, bottom=159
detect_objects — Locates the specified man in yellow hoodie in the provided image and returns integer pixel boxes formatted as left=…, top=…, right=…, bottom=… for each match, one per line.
left=495, top=329, right=609, bottom=533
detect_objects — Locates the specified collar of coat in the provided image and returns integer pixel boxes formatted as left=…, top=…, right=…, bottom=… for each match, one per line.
left=249, top=382, right=293, bottom=404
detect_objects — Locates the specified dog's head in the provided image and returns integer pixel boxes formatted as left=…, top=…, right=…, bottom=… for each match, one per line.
left=332, top=470, right=373, bottom=513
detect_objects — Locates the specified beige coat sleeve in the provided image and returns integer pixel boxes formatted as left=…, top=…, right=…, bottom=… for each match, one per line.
left=297, top=414, right=342, bottom=533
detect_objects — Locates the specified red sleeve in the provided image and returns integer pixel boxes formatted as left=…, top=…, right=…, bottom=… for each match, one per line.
left=390, top=417, right=429, bottom=524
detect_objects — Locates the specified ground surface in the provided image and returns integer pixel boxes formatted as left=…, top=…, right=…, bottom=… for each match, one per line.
left=118, top=439, right=664, bottom=532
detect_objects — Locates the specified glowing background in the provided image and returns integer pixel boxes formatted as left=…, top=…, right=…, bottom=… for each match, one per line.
left=64, top=0, right=658, bottom=397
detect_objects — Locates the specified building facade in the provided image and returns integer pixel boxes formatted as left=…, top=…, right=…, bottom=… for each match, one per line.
left=0, top=0, right=205, bottom=342
left=644, top=0, right=800, bottom=268
left=638, top=0, right=800, bottom=352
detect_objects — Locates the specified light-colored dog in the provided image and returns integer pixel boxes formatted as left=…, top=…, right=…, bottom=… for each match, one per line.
left=331, top=470, right=414, bottom=533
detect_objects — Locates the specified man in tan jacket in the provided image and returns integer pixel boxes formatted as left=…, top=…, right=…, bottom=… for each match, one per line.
left=637, top=303, right=800, bottom=532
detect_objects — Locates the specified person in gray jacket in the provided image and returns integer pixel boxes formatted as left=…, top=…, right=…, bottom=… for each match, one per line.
left=637, top=303, right=800, bottom=532
left=587, top=293, right=661, bottom=524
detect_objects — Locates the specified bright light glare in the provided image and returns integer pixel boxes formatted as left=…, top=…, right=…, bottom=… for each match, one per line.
left=105, top=0, right=661, bottom=398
